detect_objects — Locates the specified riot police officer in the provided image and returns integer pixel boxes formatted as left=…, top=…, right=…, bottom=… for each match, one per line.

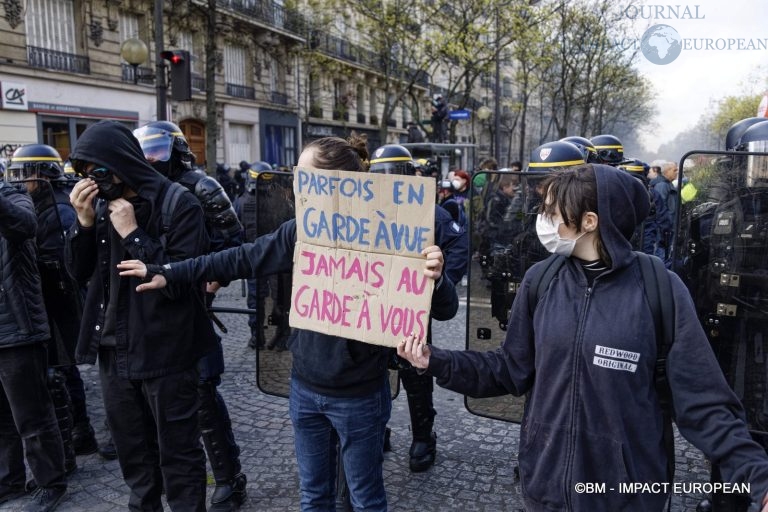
left=370, top=144, right=468, bottom=472
left=134, top=121, right=246, bottom=511
left=560, top=136, right=600, bottom=163
left=590, top=133, right=627, bottom=166
left=7, top=144, right=98, bottom=473
left=235, top=162, right=294, bottom=350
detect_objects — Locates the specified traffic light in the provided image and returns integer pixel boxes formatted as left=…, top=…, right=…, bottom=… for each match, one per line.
left=160, top=50, right=191, bottom=101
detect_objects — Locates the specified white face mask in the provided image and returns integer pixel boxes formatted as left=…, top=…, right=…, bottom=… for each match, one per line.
left=536, top=214, right=587, bottom=257
left=451, top=179, right=463, bottom=190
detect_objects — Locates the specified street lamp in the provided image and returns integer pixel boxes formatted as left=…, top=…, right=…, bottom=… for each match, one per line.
left=120, top=38, right=149, bottom=85
left=476, top=106, right=492, bottom=121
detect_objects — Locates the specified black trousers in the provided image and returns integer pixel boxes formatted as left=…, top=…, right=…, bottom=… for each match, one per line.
left=0, top=343, right=66, bottom=491
left=98, top=349, right=206, bottom=512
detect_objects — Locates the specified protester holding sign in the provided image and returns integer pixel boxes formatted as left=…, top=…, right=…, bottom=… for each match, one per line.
left=117, top=135, right=459, bottom=511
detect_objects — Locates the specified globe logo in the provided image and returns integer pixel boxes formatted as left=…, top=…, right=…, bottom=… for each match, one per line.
left=641, top=24, right=682, bottom=65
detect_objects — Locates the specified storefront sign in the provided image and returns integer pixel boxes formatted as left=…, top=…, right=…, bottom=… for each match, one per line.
left=1, top=81, right=27, bottom=111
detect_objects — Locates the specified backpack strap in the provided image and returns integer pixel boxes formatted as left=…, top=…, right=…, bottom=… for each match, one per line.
left=159, top=182, right=187, bottom=248
left=527, top=254, right=566, bottom=315
left=636, top=251, right=676, bottom=481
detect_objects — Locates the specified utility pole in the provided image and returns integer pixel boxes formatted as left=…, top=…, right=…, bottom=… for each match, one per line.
left=493, top=5, right=501, bottom=164
left=154, top=0, right=167, bottom=120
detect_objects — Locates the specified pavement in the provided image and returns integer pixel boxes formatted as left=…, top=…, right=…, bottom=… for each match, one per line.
left=0, top=281, right=713, bottom=511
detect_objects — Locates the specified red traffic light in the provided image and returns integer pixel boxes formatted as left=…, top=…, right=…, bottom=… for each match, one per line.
left=160, top=50, right=186, bottom=64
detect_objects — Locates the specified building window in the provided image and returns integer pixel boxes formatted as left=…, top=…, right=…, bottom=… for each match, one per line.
left=224, top=45, right=248, bottom=85
left=26, top=0, right=77, bottom=53
left=369, top=88, right=378, bottom=124
left=228, top=123, right=252, bottom=165
left=224, top=45, right=253, bottom=99
left=263, top=125, right=296, bottom=167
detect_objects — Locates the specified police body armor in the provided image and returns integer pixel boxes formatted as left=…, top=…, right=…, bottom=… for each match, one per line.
left=674, top=149, right=768, bottom=511
left=177, top=170, right=242, bottom=247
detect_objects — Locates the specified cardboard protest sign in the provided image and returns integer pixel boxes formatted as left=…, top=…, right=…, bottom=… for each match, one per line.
left=291, top=168, right=436, bottom=347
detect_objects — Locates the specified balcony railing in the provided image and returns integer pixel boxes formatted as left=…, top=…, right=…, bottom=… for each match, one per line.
left=217, top=0, right=306, bottom=36
left=120, top=63, right=154, bottom=85
left=192, top=74, right=205, bottom=91
left=28, top=46, right=90, bottom=74
left=306, top=30, right=430, bottom=88
left=270, top=91, right=288, bottom=105
left=226, top=83, right=255, bottom=99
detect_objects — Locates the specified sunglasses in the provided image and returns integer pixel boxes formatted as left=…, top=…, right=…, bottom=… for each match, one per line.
left=76, top=166, right=112, bottom=180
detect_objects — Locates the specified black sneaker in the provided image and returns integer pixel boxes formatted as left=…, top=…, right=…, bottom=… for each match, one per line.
left=0, top=485, right=25, bottom=504
left=22, top=486, right=66, bottom=512
left=72, top=422, right=98, bottom=456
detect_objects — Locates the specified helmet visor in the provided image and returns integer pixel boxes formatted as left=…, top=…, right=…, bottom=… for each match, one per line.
left=133, top=125, right=176, bottom=162
left=7, top=163, right=37, bottom=182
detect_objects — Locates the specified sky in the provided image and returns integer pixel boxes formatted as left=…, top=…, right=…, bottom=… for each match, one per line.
left=625, top=0, right=768, bottom=153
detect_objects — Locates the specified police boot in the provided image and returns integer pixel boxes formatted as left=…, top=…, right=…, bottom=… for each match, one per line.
left=210, top=473, right=247, bottom=511
left=47, top=369, right=76, bottom=475
left=199, top=383, right=247, bottom=510
left=247, top=328, right=265, bottom=350
left=406, top=391, right=437, bottom=472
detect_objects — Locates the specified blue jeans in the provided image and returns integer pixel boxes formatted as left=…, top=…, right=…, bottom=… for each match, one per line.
left=289, top=377, right=391, bottom=512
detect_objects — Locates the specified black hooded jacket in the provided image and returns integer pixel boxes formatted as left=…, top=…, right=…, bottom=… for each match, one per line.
left=429, top=165, right=768, bottom=511
left=66, top=121, right=214, bottom=378
left=0, top=183, right=50, bottom=346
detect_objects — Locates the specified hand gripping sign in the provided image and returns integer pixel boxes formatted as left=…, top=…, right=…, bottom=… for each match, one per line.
left=292, top=168, right=436, bottom=347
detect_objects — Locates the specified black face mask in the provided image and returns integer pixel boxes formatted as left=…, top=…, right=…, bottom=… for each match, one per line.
left=96, top=181, right=125, bottom=201
left=90, top=168, right=125, bottom=201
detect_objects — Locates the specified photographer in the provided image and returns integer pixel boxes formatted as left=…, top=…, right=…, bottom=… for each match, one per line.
left=430, top=94, right=448, bottom=143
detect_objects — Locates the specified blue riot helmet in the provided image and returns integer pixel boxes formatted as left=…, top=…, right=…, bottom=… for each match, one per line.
left=8, top=144, right=64, bottom=182
left=246, top=161, right=273, bottom=192
left=591, top=134, right=624, bottom=165
left=618, top=158, right=650, bottom=176
left=527, top=141, right=586, bottom=173
left=369, top=144, right=415, bottom=175
left=725, top=117, right=766, bottom=151
left=560, top=136, right=599, bottom=163
left=133, top=121, right=194, bottom=179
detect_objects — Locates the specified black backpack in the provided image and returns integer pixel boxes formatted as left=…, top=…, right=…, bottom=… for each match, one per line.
left=526, top=252, right=676, bottom=480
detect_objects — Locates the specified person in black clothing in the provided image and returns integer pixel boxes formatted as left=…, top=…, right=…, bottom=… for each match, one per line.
left=0, top=178, right=67, bottom=511
left=66, top=121, right=214, bottom=512
left=134, top=121, right=247, bottom=511
left=7, top=145, right=99, bottom=474
left=216, top=163, right=239, bottom=201
left=117, top=135, right=460, bottom=511
left=431, top=94, right=448, bottom=143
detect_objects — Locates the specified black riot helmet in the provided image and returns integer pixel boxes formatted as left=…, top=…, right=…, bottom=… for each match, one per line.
left=725, top=117, right=766, bottom=151
left=246, top=160, right=273, bottom=192
left=369, top=144, right=415, bottom=174
left=133, top=121, right=194, bottom=179
left=7, top=144, right=64, bottom=182
left=527, top=141, right=586, bottom=172
left=590, top=134, right=624, bottom=165
left=560, top=136, right=599, bottom=163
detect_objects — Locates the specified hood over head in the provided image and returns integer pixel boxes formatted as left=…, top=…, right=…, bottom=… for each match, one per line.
left=70, top=120, right=169, bottom=201
left=593, top=164, right=650, bottom=268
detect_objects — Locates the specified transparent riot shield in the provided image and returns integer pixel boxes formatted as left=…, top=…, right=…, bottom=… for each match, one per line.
left=674, top=150, right=768, bottom=510
left=248, top=171, right=400, bottom=399
left=464, top=170, right=551, bottom=422
left=675, top=150, right=768, bottom=435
